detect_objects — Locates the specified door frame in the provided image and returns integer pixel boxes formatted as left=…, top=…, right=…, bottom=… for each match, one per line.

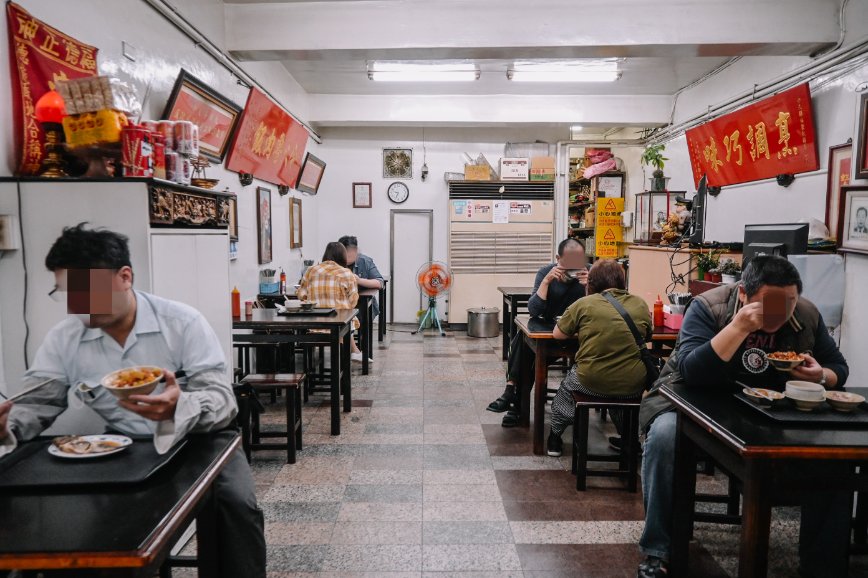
left=390, top=209, right=434, bottom=323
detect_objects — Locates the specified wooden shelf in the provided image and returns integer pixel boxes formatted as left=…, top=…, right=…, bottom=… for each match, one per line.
left=570, top=226, right=595, bottom=233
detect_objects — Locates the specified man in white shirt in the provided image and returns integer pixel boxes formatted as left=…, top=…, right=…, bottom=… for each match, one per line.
left=0, top=224, right=265, bottom=577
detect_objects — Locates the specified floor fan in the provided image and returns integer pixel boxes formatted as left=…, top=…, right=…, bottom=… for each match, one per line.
left=412, top=261, right=452, bottom=336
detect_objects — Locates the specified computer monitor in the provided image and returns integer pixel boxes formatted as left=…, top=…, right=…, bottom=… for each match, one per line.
left=742, top=223, right=809, bottom=267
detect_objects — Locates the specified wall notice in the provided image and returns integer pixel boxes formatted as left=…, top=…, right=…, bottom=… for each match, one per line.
left=595, top=198, right=624, bottom=258
left=493, top=201, right=510, bottom=224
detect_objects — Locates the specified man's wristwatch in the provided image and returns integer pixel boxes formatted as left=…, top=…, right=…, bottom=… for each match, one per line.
left=818, top=370, right=827, bottom=387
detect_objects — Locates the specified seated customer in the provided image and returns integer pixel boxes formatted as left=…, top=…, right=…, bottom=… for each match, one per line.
left=546, top=259, right=651, bottom=456
left=487, top=238, right=588, bottom=427
left=637, top=256, right=849, bottom=578
left=299, top=241, right=365, bottom=361
left=339, top=235, right=385, bottom=319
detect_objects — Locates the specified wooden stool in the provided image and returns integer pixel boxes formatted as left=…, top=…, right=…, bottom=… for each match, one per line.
left=571, top=391, right=642, bottom=492
left=240, top=373, right=305, bottom=464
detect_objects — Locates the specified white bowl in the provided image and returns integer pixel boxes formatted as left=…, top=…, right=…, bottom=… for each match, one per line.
left=742, top=387, right=785, bottom=407
left=825, top=391, right=866, bottom=413
left=785, top=380, right=825, bottom=402
left=101, top=366, right=163, bottom=401
left=786, top=395, right=825, bottom=412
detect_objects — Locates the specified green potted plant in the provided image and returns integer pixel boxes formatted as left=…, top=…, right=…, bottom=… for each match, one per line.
left=641, top=144, right=669, bottom=191
left=695, top=249, right=722, bottom=281
left=720, top=259, right=742, bottom=284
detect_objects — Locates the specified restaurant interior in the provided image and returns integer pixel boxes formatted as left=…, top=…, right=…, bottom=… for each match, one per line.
left=2, top=0, right=868, bottom=576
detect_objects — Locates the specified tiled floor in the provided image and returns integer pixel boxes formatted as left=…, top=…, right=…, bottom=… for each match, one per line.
left=198, top=326, right=868, bottom=577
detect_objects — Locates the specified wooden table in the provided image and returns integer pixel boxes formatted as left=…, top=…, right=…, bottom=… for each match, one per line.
left=0, top=431, right=240, bottom=576
left=497, top=286, right=533, bottom=361
left=514, top=315, right=679, bottom=455
left=663, top=383, right=868, bottom=577
left=233, top=309, right=356, bottom=435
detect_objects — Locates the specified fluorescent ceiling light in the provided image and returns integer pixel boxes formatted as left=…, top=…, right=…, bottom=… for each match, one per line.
left=508, top=60, right=622, bottom=83
left=368, top=62, right=479, bottom=82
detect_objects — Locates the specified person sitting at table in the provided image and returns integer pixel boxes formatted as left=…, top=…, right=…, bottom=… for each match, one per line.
left=339, top=235, right=385, bottom=319
left=545, top=259, right=652, bottom=456
left=0, top=224, right=265, bottom=578
left=487, top=238, right=588, bottom=427
left=298, top=241, right=365, bottom=362
left=637, top=255, right=850, bottom=578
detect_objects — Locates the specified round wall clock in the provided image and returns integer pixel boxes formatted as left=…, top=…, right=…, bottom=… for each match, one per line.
left=387, top=181, right=410, bottom=204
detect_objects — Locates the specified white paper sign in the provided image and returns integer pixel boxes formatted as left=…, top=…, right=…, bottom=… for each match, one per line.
left=493, top=201, right=510, bottom=224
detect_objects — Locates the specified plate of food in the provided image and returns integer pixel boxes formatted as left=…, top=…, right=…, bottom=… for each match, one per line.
left=48, top=434, right=132, bottom=459
left=101, top=366, right=164, bottom=400
left=767, top=351, right=805, bottom=371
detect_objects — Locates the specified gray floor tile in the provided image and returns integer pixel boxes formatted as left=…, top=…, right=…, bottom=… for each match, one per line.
left=320, top=545, right=423, bottom=571
left=422, top=544, right=522, bottom=572
left=423, top=521, right=514, bottom=545
left=343, top=484, right=424, bottom=503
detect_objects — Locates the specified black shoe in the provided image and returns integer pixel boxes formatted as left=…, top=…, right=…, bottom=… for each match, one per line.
left=486, top=385, right=515, bottom=413
left=501, top=409, right=520, bottom=427
left=637, top=556, right=668, bottom=578
left=608, top=436, right=623, bottom=451
left=546, top=431, right=563, bottom=457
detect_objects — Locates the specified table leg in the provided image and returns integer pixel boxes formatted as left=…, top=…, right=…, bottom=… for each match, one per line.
left=342, top=326, right=352, bottom=413
left=330, top=328, right=341, bottom=436
left=518, top=334, right=534, bottom=428
left=502, top=294, right=510, bottom=361
left=669, top=412, right=698, bottom=577
left=368, top=301, right=374, bottom=362
left=738, top=461, right=772, bottom=578
left=196, top=486, right=220, bottom=577
left=379, top=284, right=387, bottom=342
left=362, top=301, right=370, bottom=376
left=533, top=340, right=549, bottom=455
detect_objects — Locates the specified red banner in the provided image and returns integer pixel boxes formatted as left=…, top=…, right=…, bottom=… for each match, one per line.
left=225, top=88, right=309, bottom=187
left=7, top=2, right=98, bottom=175
left=686, top=83, right=819, bottom=188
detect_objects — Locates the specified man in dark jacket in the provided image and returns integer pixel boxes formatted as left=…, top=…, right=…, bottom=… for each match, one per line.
left=637, top=256, right=849, bottom=578
left=487, top=238, right=587, bottom=427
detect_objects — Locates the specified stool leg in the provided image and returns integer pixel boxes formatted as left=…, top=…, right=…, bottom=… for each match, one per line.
left=576, top=406, right=590, bottom=491
left=252, top=402, right=261, bottom=445
left=295, top=385, right=303, bottom=451
left=237, top=391, right=252, bottom=463
left=286, top=387, right=296, bottom=464
left=626, top=408, right=639, bottom=493
left=727, top=475, right=740, bottom=516
left=571, top=416, right=578, bottom=475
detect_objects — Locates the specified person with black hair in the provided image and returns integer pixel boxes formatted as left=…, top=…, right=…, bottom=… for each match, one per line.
left=637, top=255, right=849, bottom=578
left=0, top=224, right=266, bottom=578
left=338, top=235, right=385, bottom=318
left=486, top=238, right=588, bottom=427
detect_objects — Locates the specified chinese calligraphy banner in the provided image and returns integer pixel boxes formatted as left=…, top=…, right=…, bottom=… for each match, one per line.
left=685, top=83, right=818, bottom=188
left=7, top=2, right=98, bottom=175
left=225, top=88, right=309, bottom=187
left=595, top=197, right=624, bottom=258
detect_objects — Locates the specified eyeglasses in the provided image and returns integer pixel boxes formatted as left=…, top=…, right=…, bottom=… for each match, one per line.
left=48, top=285, right=66, bottom=302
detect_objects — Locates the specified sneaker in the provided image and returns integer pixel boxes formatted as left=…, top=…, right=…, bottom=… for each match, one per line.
left=350, top=352, right=363, bottom=362
left=637, top=556, right=668, bottom=578
left=546, top=432, right=563, bottom=457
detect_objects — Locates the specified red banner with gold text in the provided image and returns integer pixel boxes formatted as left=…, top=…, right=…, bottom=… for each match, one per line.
left=685, top=83, right=818, bottom=188
left=7, top=2, right=99, bottom=175
left=225, top=88, right=309, bottom=187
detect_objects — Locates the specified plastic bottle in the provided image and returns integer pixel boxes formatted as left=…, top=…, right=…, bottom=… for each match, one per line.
left=653, top=295, right=664, bottom=327
left=279, top=268, right=287, bottom=294
left=231, top=286, right=241, bottom=318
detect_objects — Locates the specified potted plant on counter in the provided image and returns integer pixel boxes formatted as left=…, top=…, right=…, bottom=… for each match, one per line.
left=707, top=268, right=722, bottom=283
left=641, top=144, right=669, bottom=191
left=720, top=259, right=742, bottom=284
left=695, top=249, right=722, bottom=281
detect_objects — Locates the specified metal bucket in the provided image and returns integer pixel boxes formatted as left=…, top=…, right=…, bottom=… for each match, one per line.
left=467, top=307, right=500, bottom=338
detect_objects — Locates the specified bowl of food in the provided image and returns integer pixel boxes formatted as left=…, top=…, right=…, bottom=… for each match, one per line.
left=825, top=390, right=866, bottom=413
left=300, top=301, right=317, bottom=311
left=101, top=366, right=164, bottom=400
left=786, top=396, right=825, bottom=412
left=785, top=380, right=825, bottom=401
left=742, top=387, right=785, bottom=407
left=767, top=351, right=805, bottom=371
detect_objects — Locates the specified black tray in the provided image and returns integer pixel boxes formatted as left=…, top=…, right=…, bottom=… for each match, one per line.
left=0, top=436, right=188, bottom=490
left=734, top=389, right=868, bottom=428
left=277, top=308, right=336, bottom=316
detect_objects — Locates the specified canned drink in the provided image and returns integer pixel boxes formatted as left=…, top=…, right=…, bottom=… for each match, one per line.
left=173, top=120, right=195, bottom=156
left=152, top=134, right=166, bottom=180
left=121, top=125, right=152, bottom=177
left=141, top=120, right=158, bottom=134
left=179, top=156, right=192, bottom=185
left=245, top=301, right=253, bottom=317
left=157, top=120, right=175, bottom=150
left=190, top=124, right=200, bottom=158
left=165, top=151, right=180, bottom=183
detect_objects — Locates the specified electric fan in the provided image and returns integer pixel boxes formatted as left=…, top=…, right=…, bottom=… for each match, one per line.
left=412, top=261, right=452, bottom=336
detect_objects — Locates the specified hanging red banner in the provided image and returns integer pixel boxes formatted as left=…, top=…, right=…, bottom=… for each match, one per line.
left=685, top=83, right=819, bottom=188
left=225, top=88, right=309, bottom=187
left=7, top=2, right=99, bottom=175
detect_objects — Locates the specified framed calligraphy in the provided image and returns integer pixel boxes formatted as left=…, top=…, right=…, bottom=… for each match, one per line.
left=256, top=186, right=273, bottom=264
left=353, top=182, right=372, bottom=208
left=162, top=69, right=241, bottom=162
left=857, top=93, right=868, bottom=180
left=289, top=197, right=303, bottom=249
left=296, top=153, right=326, bottom=195
left=225, top=88, right=309, bottom=187
left=826, top=143, right=852, bottom=239
left=837, top=186, right=868, bottom=255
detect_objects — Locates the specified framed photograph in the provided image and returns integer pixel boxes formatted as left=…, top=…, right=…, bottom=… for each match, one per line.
left=256, top=187, right=272, bottom=264
left=837, top=186, right=868, bottom=255
left=597, top=173, right=625, bottom=198
left=383, top=148, right=412, bottom=179
left=296, top=153, right=326, bottom=195
left=353, top=182, right=372, bottom=208
left=858, top=93, right=868, bottom=180
left=826, top=143, right=852, bottom=237
left=162, top=69, right=242, bottom=162
left=289, top=197, right=303, bottom=249
left=228, top=195, right=238, bottom=241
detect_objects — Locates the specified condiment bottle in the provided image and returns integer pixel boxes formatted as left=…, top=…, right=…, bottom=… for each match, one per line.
left=653, top=295, right=664, bottom=327
left=231, top=286, right=241, bottom=318
left=279, top=268, right=287, bottom=294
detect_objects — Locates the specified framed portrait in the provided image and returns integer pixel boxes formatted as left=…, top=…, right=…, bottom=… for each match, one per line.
left=383, top=148, right=412, bottom=179
left=826, top=143, right=852, bottom=237
left=162, top=69, right=242, bottom=162
left=296, top=153, right=326, bottom=195
left=858, top=93, right=868, bottom=180
left=256, top=187, right=272, bottom=264
left=289, top=197, right=303, bottom=249
left=353, top=182, right=372, bottom=208
left=837, top=185, right=868, bottom=255
left=228, top=195, right=238, bottom=241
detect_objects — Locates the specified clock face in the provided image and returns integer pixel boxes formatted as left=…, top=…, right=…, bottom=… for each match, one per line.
left=387, top=181, right=410, bottom=204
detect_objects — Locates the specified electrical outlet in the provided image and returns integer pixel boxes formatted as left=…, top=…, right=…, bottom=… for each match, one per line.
left=0, top=215, right=20, bottom=251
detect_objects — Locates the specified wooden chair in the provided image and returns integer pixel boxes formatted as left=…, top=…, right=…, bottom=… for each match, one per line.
left=571, top=391, right=642, bottom=492
left=239, top=373, right=305, bottom=464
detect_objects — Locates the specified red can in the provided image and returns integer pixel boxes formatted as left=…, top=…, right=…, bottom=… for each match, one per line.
left=121, top=125, right=153, bottom=178
left=141, top=120, right=158, bottom=134
left=165, top=151, right=180, bottom=183
left=173, top=120, right=195, bottom=156
left=190, top=124, right=200, bottom=158
left=157, top=120, right=175, bottom=150
left=152, top=134, right=167, bottom=180
left=179, top=156, right=192, bottom=185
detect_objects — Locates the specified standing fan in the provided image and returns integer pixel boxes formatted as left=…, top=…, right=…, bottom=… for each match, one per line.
left=412, top=261, right=452, bottom=336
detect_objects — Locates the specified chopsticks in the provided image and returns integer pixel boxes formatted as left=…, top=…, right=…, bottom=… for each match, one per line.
left=0, top=378, right=56, bottom=403
left=735, top=380, right=774, bottom=400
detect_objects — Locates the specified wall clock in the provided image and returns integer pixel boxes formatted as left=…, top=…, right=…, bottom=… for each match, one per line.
left=383, top=148, right=412, bottom=179
left=387, top=181, right=410, bottom=204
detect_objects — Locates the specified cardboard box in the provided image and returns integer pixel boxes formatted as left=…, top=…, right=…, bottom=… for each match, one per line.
left=500, top=157, right=529, bottom=181
left=529, top=156, right=555, bottom=181
left=464, top=164, right=490, bottom=181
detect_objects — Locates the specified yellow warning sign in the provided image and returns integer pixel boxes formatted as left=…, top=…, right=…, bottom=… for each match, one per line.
left=595, top=198, right=625, bottom=258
